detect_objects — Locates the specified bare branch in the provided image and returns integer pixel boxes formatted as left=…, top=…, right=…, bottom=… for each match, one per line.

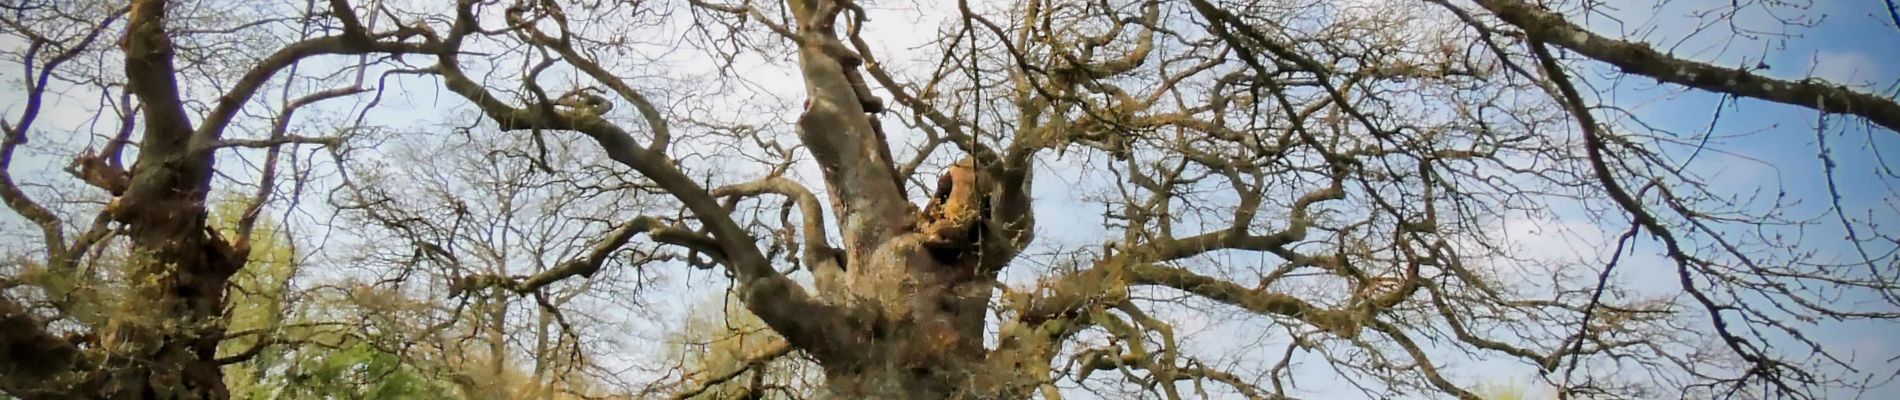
left=192, top=33, right=440, bottom=145
left=204, top=135, right=344, bottom=150
left=1468, top=0, right=1900, bottom=133
left=423, top=0, right=853, bottom=363
left=0, top=5, right=125, bottom=267
left=669, top=340, right=795, bottom=400
left=712, top=177, right=838, bottom=268
left=450, top=216, right=719, bottom=295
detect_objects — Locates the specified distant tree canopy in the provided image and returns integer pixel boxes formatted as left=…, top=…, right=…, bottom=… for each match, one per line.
left=1, top=0, right=1895, bottom=399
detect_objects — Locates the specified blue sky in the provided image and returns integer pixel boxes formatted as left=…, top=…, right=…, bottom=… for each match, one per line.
left=1527, top=0, right=1900, bottom=398
left=989, top=0, right=1900, bottom=398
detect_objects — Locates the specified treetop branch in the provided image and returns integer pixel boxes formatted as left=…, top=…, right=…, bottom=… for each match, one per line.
left=1469, top=0, right=1900, bottom=134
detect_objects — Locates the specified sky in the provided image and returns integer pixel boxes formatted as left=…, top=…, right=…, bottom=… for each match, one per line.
left=1474, top=0, right=1900, bottom=398
left=1, top=0, right=1897, bottom=398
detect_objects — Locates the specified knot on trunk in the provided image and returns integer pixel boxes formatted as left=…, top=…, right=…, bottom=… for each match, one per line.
left=68, top=148, right=131, bottom=195
left=920, top=157, right=991, bottom=268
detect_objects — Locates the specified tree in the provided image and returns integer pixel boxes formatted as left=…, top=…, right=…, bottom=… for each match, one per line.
left=332, top=120, right=667, bottom=398
left=2, top=0, right=1896, bottom=399
left=661, top=292, right=822, bottom=400
left=0, top=0, right=434, bottom=396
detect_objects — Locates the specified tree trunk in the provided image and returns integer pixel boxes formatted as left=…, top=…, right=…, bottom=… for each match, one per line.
left=72, top=108, right=240, bottom=400
left=77, top=198, right=241, bottom=399
left=773, top=1, right=1040, bottom=397
left=816, top=219, right=1014, bottom=399
left=823, top=364, right=963, bottom=399
left=63, top=0, right=249, bottom=398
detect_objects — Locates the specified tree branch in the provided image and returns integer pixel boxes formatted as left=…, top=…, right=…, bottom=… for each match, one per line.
left=422, top=1, right=855, bottom=363
left=668, top=340, right=794, bottom=400
left=203, top=134, right=344, bottom=150
left=236, top=86, right=369, bottom=242
left=507, top=7, right=677, bottom=153
left=449, top=216, right=713, bottom=295
left=711, top=177, right=840, bottom=269
left=1123, top=263, right=1314, bottom=318
left=1469, top=0, right=1900, bottom=133
left=787, top=0, right=915, bottom=250
left=192, top=34, right=439, bottom=146
left=0, top=7, right=124, bottom=267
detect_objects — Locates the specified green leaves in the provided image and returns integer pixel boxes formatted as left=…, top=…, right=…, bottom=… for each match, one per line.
left=243, top=342, right=449, bottom=400
left=208, top=198, right=453, bottom=399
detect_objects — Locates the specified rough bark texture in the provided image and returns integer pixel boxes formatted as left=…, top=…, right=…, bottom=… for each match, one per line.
left=63, top=1, right=247, bottom=398
left=778, top=1, right=1029, bottom=396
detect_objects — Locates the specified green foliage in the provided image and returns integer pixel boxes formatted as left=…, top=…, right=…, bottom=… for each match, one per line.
left=208, top=198, right=298, bottom=397
left=202, top=198, right=457, bottom=399
left=256, top=342, right=453, bottom=400
left=214, top=201, right=297, bottom=339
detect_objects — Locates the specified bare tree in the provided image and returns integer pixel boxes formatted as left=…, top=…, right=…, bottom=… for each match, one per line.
left=655, top=291, right=821, bottom=400
left=2, top=0, right=1895, bottom=399
left=0, top=0, right=437, bottom=397
left=333, top=125, right=670, bottom=398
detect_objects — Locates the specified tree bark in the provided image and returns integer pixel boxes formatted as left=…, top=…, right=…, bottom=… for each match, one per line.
left=776, top=1, right=1008, bottom=396
left=769, top=1, right=1049, bottom=396
left=66, top=1, right=248, bottom=398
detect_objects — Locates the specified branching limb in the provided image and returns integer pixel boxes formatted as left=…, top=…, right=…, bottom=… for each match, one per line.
left=423, top=0, right=854, bottom=365
left=0, top=6, right=124, bottom=269
left=712, top=177, right=835, bottom=265
left=505, top=5, right=677, bottom=153
left=685, top=0, right=800, bottom=40
left=711, top=177, right=850, bottom=298
left=1121, top=262, right=1364, bottom=338
left=1526, top=36, right=1809, bottom=394
left=668, top=340, right=794, bottom=400
left=1468, top=0, right=1900, bottom=133
left=450, top=216, right=716, bottom=296
left=785, top=0, right=916, bottom=249
left=1362, top=319, right=1483, bottom=400
left=234, top=86, right=371, bottom=243
left=204, top=134, right=345, bottom=150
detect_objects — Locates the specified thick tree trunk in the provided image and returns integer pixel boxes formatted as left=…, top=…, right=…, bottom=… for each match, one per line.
left=819, top=244, right=1002, bottom=399
left=74, top=110, right=240, bottom=400
left=823, top=363, right=964, bottom=399
left=774, top=1, right=1041, bottom=397
left=818, top=208, right=1013, bottom=398
left=76, top=215, right=241, bottom=399
left=62, top=1, right=248, bottom=398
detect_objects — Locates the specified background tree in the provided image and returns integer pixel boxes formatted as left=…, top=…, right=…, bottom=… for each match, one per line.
left=332, top=122, right=670, bottom=398
left=2, top=0, right=1896, bottom=399
left=660, top=292, right=822, bottom=400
